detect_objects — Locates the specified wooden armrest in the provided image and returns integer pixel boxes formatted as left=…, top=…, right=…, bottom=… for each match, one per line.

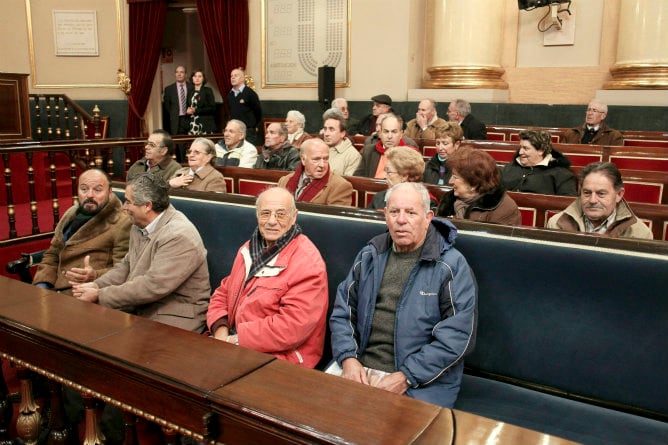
left=5, top=250, right=45, bottom=283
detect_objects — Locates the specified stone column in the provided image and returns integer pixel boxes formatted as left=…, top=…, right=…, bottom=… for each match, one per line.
left=604, top=0, right=668, bottom=89
left=423, top=0, right=507, bottom=89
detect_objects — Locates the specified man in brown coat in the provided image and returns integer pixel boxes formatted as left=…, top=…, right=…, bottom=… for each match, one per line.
left=278, top=138, right=353, bottom=207
left=72, top=173, right=210, bottom=333
left=562, top=100, right=624, bottom=145
left=33, top=169, right=131, bottom=294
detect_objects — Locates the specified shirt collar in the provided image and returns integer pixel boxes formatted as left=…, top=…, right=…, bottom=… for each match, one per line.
left=584, top=209, right=616, bottom=234
left=142, top=211, right=165, bottom=236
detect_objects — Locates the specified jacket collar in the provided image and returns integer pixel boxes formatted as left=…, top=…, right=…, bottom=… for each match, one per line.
left=369, top=218, right=458, bottom=261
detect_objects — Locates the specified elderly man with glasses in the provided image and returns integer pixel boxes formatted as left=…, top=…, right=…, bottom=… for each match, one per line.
left=206, top=186, right=328, bottom=368
left=126, top=129, right=181, bottom=181
left=562, top=99, right=624, bottom=145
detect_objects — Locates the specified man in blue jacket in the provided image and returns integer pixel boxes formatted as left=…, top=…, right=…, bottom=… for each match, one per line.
left=329, top=182, right=477, bottom=407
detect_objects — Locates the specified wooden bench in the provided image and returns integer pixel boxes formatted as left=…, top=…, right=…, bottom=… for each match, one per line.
left=417, top=139, right=668, bottom=174
left=4, top=187, right=668, bottom=444
left=486, top=125, right=668, bottom=148
left=217, top=167, right=668, bottom=240
left=156, top=189, right=668, bottom=444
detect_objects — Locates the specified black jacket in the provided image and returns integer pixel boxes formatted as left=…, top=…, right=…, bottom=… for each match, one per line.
left=254, top=142, right=300, bottom=171
left=460, top=114, right=487, bottom=140
left=423, top=155, right=452, bottom=185
left=500, top=149, right=577, bottom=196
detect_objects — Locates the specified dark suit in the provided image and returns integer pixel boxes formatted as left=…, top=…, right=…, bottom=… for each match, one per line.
left=228, top=86, right=263, bottom=145
left=164, top=81, right=194, bottom=162
left=460, top=114, right=487, bottom=140
left=163, top=81, right=193, bottom=135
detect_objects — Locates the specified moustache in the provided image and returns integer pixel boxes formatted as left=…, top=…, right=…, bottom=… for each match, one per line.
left=584, top=204, right=604, bottom=210
left=83, top=198, right=98, bottom=206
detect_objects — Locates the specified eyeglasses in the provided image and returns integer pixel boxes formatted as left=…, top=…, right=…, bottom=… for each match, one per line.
left=145, top=141, right=164, bottom=149
left=258, top=209, right=291, bottom=222
left=586, top=108, right=605, bottom=113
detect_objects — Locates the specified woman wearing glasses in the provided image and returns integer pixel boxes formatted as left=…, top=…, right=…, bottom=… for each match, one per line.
left=168, top=137, right=226, bottom=192
left=367, top=146, right=437, bottom=211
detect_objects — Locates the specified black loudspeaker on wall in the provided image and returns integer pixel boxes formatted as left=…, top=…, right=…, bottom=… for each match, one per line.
left=318, top=66, right=335, bottom=107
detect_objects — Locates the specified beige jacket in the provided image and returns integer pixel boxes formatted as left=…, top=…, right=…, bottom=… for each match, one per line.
left=328, top=138, right=361, bottom=177
left=547, top=198, right=653, bottom=240
left=171, top=164, right=227, bottom=192
left=95, top=205, right=210, bottom=332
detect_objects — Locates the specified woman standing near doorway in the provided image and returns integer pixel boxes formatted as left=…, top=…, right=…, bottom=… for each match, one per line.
left=187, top=69, right=217, bottom=135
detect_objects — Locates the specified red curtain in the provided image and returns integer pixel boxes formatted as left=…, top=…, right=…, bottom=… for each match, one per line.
left=195, top=0, right=249, bottom=102
left=125, top=0, right=168, bottom=137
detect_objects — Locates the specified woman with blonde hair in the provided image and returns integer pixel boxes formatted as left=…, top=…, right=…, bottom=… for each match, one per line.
left=423, top=122, right=464, bottom=186
left=368, top=146, right=436, bottom=210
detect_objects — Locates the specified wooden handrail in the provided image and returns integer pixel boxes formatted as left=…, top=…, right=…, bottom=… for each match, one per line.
left=28, top=94, right=112, bottom=141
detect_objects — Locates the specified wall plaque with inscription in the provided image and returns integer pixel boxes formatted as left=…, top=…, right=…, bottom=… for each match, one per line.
left=52, top=10, right=99, bottom=56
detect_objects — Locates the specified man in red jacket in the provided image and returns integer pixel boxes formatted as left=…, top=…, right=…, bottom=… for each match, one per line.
left=206, top=187, right=328, bottom=368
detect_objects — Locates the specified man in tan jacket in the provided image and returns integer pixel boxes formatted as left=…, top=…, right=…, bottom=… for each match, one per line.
left=278, top=139, right=353, bottom=207
left=547, top=162, right=653, bottom=239
left=33, top=169, right=131, bottom=293
left=72, top=173, right=210, bottom=333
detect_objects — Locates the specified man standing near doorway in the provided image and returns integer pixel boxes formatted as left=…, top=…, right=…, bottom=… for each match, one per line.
left=163, top=66, right=193, bottom=161
left=228, top=68, right=263, bottom=146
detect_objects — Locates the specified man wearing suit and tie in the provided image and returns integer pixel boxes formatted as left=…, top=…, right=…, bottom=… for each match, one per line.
left=163, top=65, right=193, bottom=161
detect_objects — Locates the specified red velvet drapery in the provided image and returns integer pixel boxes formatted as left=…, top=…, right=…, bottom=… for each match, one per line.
left=195, top=0, right=249, bottom=103
left=125, top=0, right=168, bottom=138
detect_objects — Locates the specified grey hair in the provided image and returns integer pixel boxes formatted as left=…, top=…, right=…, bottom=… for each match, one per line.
left=452, top=99, right=471, bottom=117
left=128, top=173, right=170, bottom=213
left=385, top=182, right=431, bottom=217
left=422, top=98, right=437, bottom=109
left=191, top=137, right=217, bottom=165
left=286, top=110, right=306, bottom=128
left=227, top=119, right=247, bottom=137
left=332, top=97, right=347, bottom=108
left=269, top=122, right=289, bottom=139
left=322, top=108, right=347, bottom=132
left=588, top=99, right=608, bottom=114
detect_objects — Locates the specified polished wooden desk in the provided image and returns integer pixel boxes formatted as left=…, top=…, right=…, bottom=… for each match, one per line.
left=0, top=276, right=578, bottom=444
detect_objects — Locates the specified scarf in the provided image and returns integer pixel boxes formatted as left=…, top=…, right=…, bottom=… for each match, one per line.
left=375, top=137, right=411, bottom=155
left=63, top=211, right=94, bottom=242
left=246, top=223, right=302, bottom=283
left=283, top=164, right=330, bottom=202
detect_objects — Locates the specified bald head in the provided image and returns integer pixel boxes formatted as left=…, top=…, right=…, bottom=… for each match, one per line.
left=77, top=169, right=112, bottom=216
left=256, top=187, right=298, bottom=246
left=301, top=139, right=330, bottom=180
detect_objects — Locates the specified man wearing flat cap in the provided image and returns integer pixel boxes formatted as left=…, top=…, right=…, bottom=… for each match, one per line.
left=357, top=94, right=393, bottom=136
